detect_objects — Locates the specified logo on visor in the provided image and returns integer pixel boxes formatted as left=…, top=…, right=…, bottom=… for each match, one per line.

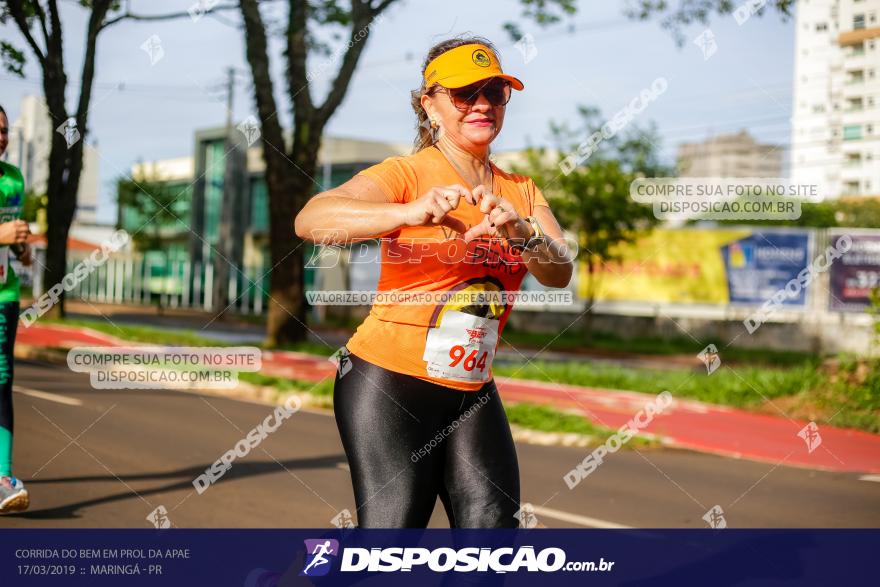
left=472, top=49, right=491, bottom=67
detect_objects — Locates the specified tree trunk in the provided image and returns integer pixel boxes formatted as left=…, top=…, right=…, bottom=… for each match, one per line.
left=264, top=168, right=310, bottom=347
left=239, top=0, right=376, bottom=346
left=41, top=61, right=79, bottom=318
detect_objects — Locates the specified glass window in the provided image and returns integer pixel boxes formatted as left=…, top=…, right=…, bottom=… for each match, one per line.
left=250, top=176, right=268, bottom=233
left=843, top=125, right=863, bottom=140
left=203, top=139, right=225, bottom=245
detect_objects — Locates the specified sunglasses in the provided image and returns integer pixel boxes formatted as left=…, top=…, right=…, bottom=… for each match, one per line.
left=433, top=79, right=512, bottom=111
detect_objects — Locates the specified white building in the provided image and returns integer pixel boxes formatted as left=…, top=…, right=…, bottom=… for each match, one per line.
left=677, top=130, right=784, bottom=177
left=2, top=95, right=100, bottom=222
left=791, top=0, right=880, bottom=199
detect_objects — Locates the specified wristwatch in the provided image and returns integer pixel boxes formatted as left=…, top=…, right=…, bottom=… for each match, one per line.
left=510, top=215, right=547, bottom=254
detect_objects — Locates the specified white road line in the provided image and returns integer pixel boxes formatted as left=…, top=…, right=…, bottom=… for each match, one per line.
left=330, top=463, right=631, bottom=529
left=859, top=475, right=880, bottom=483
left=13, top=386, right=83, bottom=406
left=531, top=505, right=632, bottom=529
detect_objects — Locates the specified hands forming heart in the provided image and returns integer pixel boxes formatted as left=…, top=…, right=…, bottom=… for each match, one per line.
left=402, top=184, right=530, bottom=244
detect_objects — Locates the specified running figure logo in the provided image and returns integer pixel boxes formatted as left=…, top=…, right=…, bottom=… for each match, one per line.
left=797, top=421, right=822, bottom=453
left=300, top=539, right=339, bottom=576
left=702, top=505, right=727, bottom=529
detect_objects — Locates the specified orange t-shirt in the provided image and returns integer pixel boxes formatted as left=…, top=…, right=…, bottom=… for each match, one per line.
left=344, top=145, right=550, bottom=391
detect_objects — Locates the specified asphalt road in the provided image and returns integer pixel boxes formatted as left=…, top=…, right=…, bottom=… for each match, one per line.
left=2, top=359, right=878, bottom=529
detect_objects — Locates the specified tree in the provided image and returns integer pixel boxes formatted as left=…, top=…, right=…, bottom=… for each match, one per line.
left=703, top=198, right=880, bottom=228
left=116, top=176, right=189, bottom=253
left=515, top=106, right=669, bottom=335
left=235, top=0, right=576, bottom=346
left=21, top=190, right=46, bottom=225
left=625, top=0, right=795, bottom=43
left=1, top=1, right=236, bottom=319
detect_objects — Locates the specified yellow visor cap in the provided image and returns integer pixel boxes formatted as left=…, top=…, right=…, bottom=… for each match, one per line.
left=424, top=44, right=524, bottom=90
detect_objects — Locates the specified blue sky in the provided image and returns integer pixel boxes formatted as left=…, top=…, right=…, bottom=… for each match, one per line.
left=0, top=0, right=795, bottom=224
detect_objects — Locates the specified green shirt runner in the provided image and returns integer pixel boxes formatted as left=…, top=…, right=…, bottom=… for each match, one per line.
left=0, top=160, right=24, bottom=304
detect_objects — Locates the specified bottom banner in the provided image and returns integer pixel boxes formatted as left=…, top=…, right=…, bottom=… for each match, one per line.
left=0, top=529, right=874, bottom=586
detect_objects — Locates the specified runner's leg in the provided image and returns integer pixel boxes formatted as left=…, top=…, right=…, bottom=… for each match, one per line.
left=441, top=381, right=521, bottom=528
left=0, top=301, right=19, bottom=477
left=334, top=352, right=447, bottom=528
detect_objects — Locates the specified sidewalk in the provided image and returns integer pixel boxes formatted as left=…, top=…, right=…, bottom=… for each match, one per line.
left=17, top=322, right=880, bottom=474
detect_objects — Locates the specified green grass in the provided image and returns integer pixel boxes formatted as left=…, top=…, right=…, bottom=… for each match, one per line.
left=238, top=371, right=335, bottom=397
left=272, top=340, right=339, bottom=356
left=504, top=402, right=608, bottom=436
left=500, top=326, right=821, bottom=367
left=504, top=402, right=657, bottom=447
left=46, top=318, right=227, bottom=347
left=45, top=317, right=335, bottom=356
left=494, top=359, right=824, bottom=409
left=814, top=356, right=880, bottom=433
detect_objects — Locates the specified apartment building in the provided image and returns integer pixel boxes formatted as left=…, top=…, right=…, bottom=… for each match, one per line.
left=677, top=130, right=784, bottom=177
left=791, top=0, right=880, bottom=199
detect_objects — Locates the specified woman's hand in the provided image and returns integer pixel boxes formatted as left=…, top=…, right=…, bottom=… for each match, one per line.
left=462, top=185, right=531, bottom=244
left=400, top=184, right=472, bottom=234
left=0, top=220, right=30, bottom=245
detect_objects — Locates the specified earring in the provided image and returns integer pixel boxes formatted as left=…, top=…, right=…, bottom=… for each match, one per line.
left=429, top=119, right=440, bottom=142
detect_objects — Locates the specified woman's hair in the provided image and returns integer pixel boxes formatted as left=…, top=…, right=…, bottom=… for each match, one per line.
left=0, top=104, right=5, bottom=116
left=410, top=35, right=500, bottom=153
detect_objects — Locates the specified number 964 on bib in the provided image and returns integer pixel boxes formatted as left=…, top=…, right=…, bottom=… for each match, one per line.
left=422, top=310, right=499, bottom=383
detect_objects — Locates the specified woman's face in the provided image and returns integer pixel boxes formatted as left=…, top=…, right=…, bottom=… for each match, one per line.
left=422, top=78, right=507, bottom=151
left=0, top=112, right=8, bottom=158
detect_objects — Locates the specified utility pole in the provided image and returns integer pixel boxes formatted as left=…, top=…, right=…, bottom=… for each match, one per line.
left=213, top=66, right=244, bottom=317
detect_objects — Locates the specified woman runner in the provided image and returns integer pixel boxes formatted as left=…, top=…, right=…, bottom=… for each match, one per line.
left=295, top=37, right=573, bottom=528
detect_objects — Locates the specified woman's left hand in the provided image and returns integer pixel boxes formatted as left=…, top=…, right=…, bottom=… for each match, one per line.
left=462, top=185, right=532, bottom=243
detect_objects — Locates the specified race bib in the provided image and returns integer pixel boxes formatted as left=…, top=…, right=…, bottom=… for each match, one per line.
left=0, top=247, right=8, bottom=285
left=422, top=310, right=499, bottom=382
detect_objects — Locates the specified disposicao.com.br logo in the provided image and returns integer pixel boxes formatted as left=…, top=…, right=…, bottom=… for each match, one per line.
left=299, top=541, right=614, bottom=574
left=301, top=539, right=339, bottom=576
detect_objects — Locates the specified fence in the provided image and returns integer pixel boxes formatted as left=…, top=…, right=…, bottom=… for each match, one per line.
left=61, top=253, right=272, bottom=315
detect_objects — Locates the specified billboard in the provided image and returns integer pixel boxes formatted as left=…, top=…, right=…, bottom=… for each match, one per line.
left=829, top=232, right=880, bottom=312
left=578, top=228, right=812, bottom=306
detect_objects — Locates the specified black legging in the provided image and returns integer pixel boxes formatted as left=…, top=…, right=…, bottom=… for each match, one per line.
left=333, top=351, right=520, bottom=528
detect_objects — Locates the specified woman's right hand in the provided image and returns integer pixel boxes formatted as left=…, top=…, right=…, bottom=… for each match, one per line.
left=0, top=220, right=30, bottom=245
left=400, top=184, right=473, bottom=234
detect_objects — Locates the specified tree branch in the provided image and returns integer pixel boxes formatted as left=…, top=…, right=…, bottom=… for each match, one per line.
left=287, top=0, right=314, bottom=120
left=100, top=2, right=239, bottom=31
left=76, top=0, right=113, bottom=127
left=316, top=1, right=380, bottom=126
left=46, top=0, right=63, bottom=59
left=370, top=0, right=396, bottom=16
left=31, top=0, right=51, bottom=50
left=5, top=0, right=47, bottom=64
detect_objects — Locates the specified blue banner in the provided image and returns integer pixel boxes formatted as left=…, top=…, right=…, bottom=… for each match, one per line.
left=722, top=231, right=811, bottom=306
left=0, top=529, right=874, bottom=586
